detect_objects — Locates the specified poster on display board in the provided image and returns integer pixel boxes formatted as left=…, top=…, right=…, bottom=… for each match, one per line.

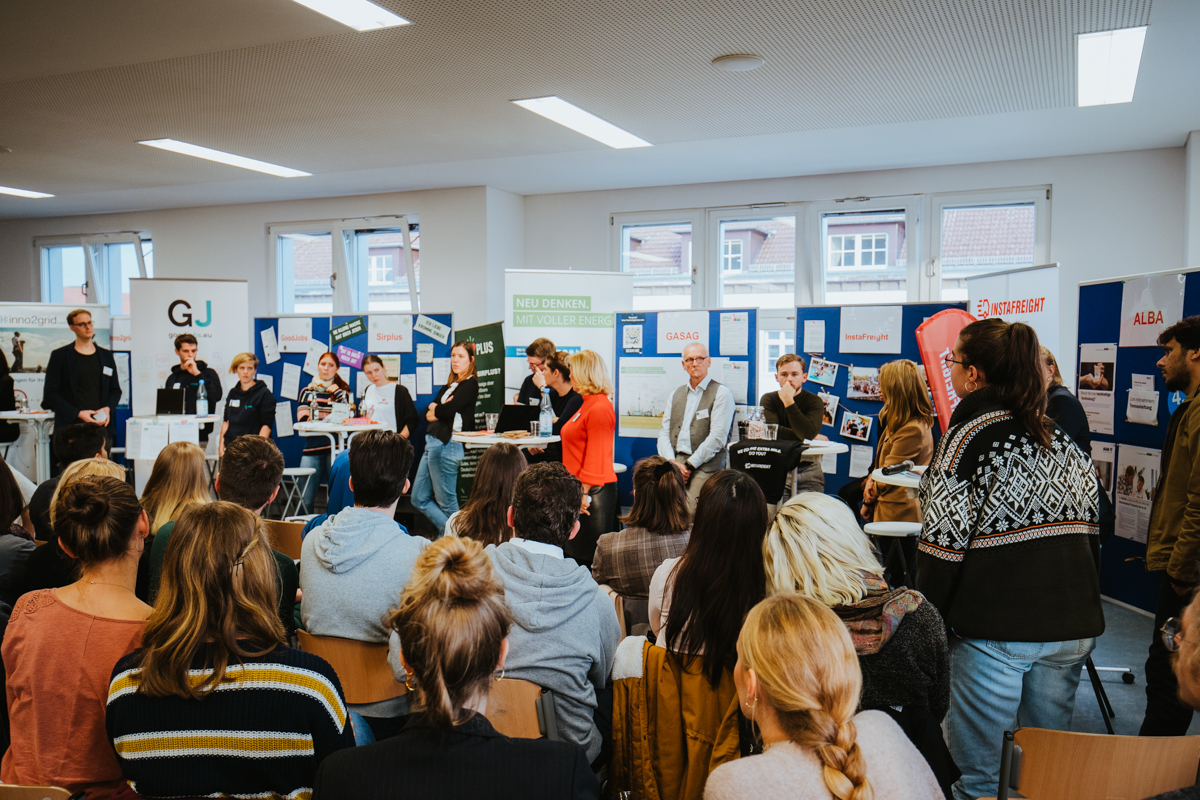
left=504, top=270, right=633, bottom=397
left=129, top=279, right=250, bottom=417
left=840, top=305, right=902, bottom=354
left=1119, top=273, right=1187, bottom=347
left=0, top=301, right=112, bottom=401
left=1114, top=445, right=1161, bottom=544
left=967, top=263, right=1059, bottom=356
left=1078, top=343, right=1117, bottom=435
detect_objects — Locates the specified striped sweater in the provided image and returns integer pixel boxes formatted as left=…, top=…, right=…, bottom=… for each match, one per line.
left=106, top=643, right=354, bottom=800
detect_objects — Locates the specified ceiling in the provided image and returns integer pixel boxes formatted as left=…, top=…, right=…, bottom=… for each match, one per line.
left=0, top=0, right=1196, bottom=220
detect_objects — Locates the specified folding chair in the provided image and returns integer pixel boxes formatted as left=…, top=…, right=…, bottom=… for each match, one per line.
left=296, top=631, right=406, bottom=705
left=278, top=467, right=316, bottom=517
left=487, top=678, right=559, bottom=740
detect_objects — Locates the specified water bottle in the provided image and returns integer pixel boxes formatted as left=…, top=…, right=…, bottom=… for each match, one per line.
left=196, top=379, right=209, bottom=417
left=538, top=386, right=553, bottom=438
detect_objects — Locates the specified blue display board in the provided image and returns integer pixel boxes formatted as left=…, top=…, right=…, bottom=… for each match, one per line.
left=794, top=303, right=966, bottom=496
left=1079, top=271, right=1200, bottom=612
left=614, top=309, right=756, bottom=505
left=252, top=313, right=454, bottom=468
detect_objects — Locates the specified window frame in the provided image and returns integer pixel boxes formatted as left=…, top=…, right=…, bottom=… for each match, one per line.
left=36, top=232, right=151, bottom=315
left=806, top=196, right=921, bottom=304
left=610, top=209, right=706, bottom=310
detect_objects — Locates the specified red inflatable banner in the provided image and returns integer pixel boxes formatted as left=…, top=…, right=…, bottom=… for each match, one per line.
left=915, top=308, right=977, bottom=433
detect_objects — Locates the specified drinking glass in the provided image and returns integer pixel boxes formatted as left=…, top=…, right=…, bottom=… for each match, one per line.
left=485, top=413, right=498, bottom=434
left=529, top=421, right=541, bottom=436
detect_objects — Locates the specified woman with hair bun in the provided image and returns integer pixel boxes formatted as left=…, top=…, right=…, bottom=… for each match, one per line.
left=592, top=455, right=690, bottom=598
left=916, top=318, right=1104, bottom=800
left=311, top=536, right=600, bottom=800
left=2, top=476, right=150, bottom=798
left=704, top=594, right=941, bottom=800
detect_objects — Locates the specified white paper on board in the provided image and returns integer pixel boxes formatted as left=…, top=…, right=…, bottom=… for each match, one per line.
left=716, top=360, right=749, bottom=404
left=1094, top=442, right=1117, bottom=500
left=840, top=306, right=902, bottom=354
left=657, top=311, right=709, bottom=354
left=1120, top=273, right=1186, bottom=348
left=417, top=367, right=433, bottom=395
left=1132, top=374, right=1156, bottom=391
left=379, top=355, right=401, bottom=379
left=260, top=327, right=281, bottom=364
left=141, top=422, right=170, bottom=461
left=399, top=373, right=418, bottom=398
left=257, top=374, right=273, bottom=392
left=368, top=314, right=414, bottom=353
left=416, top=343, right=434, bottom=364
left=281, top=363, right=301, bottom=401
left=168, top=419, right=199, bottom=445
left=848, top=445, right=872, bottom=479
left=278, top=318, right=312, bottom=353
left=803, top=320, right=826, bottom=354
left=275, top=400, right=294, bottom=438
left=114, top=353, right=131, bottom=409
left=1114, top=445, right=1160, bottom=543
left=1078, top=342, right=1117, bottom=434
left=125, top=419, right=143, bottom=460
left=337, top=366, right=350, bottom=387
left=302, top=339, right=326, bottom=376
left=821, top=452, right=838, bottom=474
left=718, top=312, right=749, bottom=356
left=414, top=315, right=451, bottom=345
left=1127, top=389, right=1160, bottom=425
left=432, top=358, right=451, bottom=385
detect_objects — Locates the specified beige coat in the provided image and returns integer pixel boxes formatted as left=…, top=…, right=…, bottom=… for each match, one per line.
left=872, top=419, right=934, bottom=523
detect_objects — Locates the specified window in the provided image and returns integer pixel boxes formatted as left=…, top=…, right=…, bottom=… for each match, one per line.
left=617, top=220, right=695, bottom=310
left=820, top=210, right=908, bottom=305
left=757, top=329, right=795, bottom=403
left=722, top=239, right=743, bottom=272
left=39, top=235, right=152, bottom=315
left=42, top=245, right=87, bottom=305
left=277, top=232, right=334, bottom=314
left=368, top=255, right=392, bottom=285
left=717, top=216, right=796, bottom=310
left=938, top=203, right=1037, bottom=301
left=351, top=227, right=420, bottom=312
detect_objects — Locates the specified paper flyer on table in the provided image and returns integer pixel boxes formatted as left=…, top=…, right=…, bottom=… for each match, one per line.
left=1078, top=343, right=1117, bottom=434
left=281, top=363, right=301, bottom=401
left=1114, top=445, right=1160, bottom=543
left=803, top=320, right=825, bottom=354
left=168, top=419, right=199, bottom=446
left=432, top=358, right=451, bottom=385
left=416, top=343, right=434, bottom=363
left=718, top=312, right=749, bottom=356
left=1126, top=389, right=1159, bottom=425
left=302, top=339, right=326, bottom=376
left=717, top=360, right=749, bottom=404
left=1093, top=442, right=1116, bottom=500
left=414, top=315, right=451, bottom=345
left=417, top=367, right=433, bottom=395
left=848, top=445, right=872, bottom=478
left=277, top=318, right=312, bottom=353
left=275, top=400, right=294, bottom=438
left=141, top=421, right=170, bottom=462
left=260, top=327, right=280, bottom=364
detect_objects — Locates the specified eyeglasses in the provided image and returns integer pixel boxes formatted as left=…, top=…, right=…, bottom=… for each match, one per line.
left=683, top=357, right=709, bottom=365
left=943, top=354, right=966, bottom=367
left=1163, top=617, right=1186, bottom=652
left=71, top=321, right=95, bottom=328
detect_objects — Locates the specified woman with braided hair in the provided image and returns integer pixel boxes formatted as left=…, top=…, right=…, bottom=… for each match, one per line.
left=704, top=594, right=941, bottom=800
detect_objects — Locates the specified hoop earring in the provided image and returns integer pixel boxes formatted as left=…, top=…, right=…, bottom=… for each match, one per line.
left=966, top=379, right=978, bottom=393
left=496, top=668, right=505, bottom=682
left=404, top=673, right=415, bottom=692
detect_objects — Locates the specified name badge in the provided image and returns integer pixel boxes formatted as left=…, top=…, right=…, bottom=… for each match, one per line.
left=102, top=366, right=113, bottom=376
left=571, top=412, right=581, bottom=422
left=229, top=399, right=241, bottom=407
left=696, top=408, right=710, bottom=420
left=529, top=398, right=540, bottom=406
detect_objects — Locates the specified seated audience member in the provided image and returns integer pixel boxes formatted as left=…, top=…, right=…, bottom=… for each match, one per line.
left=650, top=470, right=768, bottom=685
left=300, top=449, right=354, bottom=539
left=148, top=436, right=298, bottom=634
left=446, top=442, right=527, bottom=543
left=19, top=458, right=129, bottom=597
left=314, top=536, right=600, bottom=800
left=592, top=456, right=690, bottom=599
left=107, top=502, right=354, bottom=799
left=29, top=422, right=107, bottom=541
left=140, top=441, right=210, bottom=536
left=1145, top=595, right=1200, bottom=800
left=765, top=493, right=956, bottom=795
left=703, top=594, right=942, bottom=800
left=3, top=476, right=150, bottom=798
left=301, top=429, right=426, bottom=731
left=487, top=461, right=621, bottom=767
left=0, top=462, right=34, bottom=630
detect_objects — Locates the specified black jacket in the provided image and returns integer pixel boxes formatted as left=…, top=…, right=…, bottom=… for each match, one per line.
left=1046, top=384, right=1092, bottom=458
left=311, top=713, right=599, bottom=800
left=41, top=342, right=121, bottom=431
left=0, top=375, right=17, bottom=443
left=427, top=377, right=479, bottom=443
left=164, top=360, right=224, bottom=414
left=223, top=380, right=277, bottom=445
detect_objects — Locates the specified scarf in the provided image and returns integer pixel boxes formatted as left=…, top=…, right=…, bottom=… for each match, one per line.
left=833, top=574, right=923, bottom=656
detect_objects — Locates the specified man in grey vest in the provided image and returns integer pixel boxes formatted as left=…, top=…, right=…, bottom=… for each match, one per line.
left=657, top=342, right=735, bottom=513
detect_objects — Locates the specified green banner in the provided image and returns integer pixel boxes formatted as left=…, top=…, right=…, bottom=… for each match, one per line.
left=455, top=321, right=505, bottom=504
left=329, top=316, right=365, bottom=347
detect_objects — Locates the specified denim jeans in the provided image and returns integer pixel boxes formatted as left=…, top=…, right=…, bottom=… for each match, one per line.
left=299, top=451, right=331, bottom=514
left=412, top=435, right=463, bottom=533
left=948, top=636, right=1095, bottom=800
left=348, top=710, right=374, bottom=746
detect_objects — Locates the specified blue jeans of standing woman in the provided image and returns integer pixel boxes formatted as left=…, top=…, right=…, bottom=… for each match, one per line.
left=412, top=435, right=463, bottom=533
left=947, top=635, right=1095, bottom=800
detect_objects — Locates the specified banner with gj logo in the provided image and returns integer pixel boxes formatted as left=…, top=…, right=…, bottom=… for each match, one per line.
left=454, top=321, right=505, bottom=505
left=129, top=279, right=250, bottom=417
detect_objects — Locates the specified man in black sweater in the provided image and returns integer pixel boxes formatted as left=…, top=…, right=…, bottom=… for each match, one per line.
left=759, top=353, right=826, bottom=499
left=164, top=334, right=223, bottom=414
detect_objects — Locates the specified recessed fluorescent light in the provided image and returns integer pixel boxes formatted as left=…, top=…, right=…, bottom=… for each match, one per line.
left=512, top=97, right=651, bottom=149
left=138, top=139, right=311, bottom=178
left=0, top=186, right=53, bottom=199
left=1077, top=26, right=1148, bottom=107
left=289, top=0, right=410, bottom=31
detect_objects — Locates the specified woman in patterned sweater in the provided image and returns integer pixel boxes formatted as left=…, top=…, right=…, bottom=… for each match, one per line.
left=106, top=502, right=354, bottom=800
left=914, top=319, right=1103, bottom=800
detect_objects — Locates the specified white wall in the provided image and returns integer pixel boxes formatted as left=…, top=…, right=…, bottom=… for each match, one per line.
left=485, top=187, right=525, bottom=325
left=523, top=147, right=1186, bottom=369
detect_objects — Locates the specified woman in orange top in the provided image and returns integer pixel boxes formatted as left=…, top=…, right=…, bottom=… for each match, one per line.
left=3, top=476, right=151, bottom=799
left=560, top=350, right=617, bottom=568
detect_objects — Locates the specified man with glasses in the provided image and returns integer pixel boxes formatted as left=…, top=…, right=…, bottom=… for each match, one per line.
left=657, top=342, right=734, bottom=513
left=42, top=309, right=121, bottom=454
left=513, top=337, right=556, bottom=406
left=1141, top=315, right=1200, bottom=736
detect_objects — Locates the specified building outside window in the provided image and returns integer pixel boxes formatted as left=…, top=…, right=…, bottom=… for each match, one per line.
left=939, top=203, right=1036, bottom=301
left=821, top=210, right=908, bottom=305
left=722, top=239, right=743, bottom=272
left=618, top=221, right=694, bottom=310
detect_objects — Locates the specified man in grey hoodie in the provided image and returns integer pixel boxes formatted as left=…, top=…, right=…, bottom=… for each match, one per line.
left=300, top=429, right=425, bottom=731
left=489, top=461, right=622, bottom=767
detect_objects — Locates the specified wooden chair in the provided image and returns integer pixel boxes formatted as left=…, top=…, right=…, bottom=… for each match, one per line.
left=598, top=583, right=627, bottom=639
left=296, top=631, right=406, bottom=705
left=0, top=786, right=81, bottom=800
left=486, top=678, right=558, bottom=740
left=262, top=518, right=304, bottom=561
left=989, top=727, right=1200, bottom=800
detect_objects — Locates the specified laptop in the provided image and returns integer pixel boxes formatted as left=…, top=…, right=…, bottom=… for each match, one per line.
left=156, top=388, right=186, bottom=415
left=496, top=404, right=540, bottom=434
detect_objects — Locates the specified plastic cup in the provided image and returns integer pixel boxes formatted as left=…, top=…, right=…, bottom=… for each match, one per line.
left=529, top=421, right=541, bottom=437
left=766, top=423, right=778, bottom=440
left=485, top=413, right=498, bottom=434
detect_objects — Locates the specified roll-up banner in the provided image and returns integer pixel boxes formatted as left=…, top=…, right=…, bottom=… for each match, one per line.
left=915, top=308, right=977, bottom=433
left=504, top=269, right=633, bottom=396
left=967, top=263, right=1059, bottom=356
left=129, top=279, right=250, bottom=417
left=455, top=320, right=505, bottom=504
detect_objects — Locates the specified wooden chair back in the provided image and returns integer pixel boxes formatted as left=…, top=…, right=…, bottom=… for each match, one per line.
left=0, top=786, right=78, bottom=800
left=262, top=519, right=304, bottom=561
left=1009, top=727, right=1200, bottom=799
left=487, top=678, right=556, bottom=739
left=296, top=631, right=406, bottom=704
left=599, top=583, right=627, bottom=639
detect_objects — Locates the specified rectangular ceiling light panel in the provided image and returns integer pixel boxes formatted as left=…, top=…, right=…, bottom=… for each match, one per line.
left=0, top=186, right=54, bottom=198
left=513, top=97, right=652, bottom=149
left=289, top=0, right=410, bottom=31
left=138, top=139, right=311, bottom=178
left=1077, top=26, right=1148, bottom=107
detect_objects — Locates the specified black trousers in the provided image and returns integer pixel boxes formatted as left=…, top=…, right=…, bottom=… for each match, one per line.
left=1140, top=572, right=1195, bottom=735
left=564, top=482, right=617, bottom=569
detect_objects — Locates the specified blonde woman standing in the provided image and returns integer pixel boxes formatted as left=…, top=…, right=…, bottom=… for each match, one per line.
left=704, top=594, right=941, bottom=800
left=861, top=360, right=934, bottom=524
left=560, top=350, right=617, bottom=567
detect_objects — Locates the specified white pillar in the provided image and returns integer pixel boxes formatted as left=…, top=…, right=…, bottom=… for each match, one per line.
left=1186, top=131, right=1200, bottom=268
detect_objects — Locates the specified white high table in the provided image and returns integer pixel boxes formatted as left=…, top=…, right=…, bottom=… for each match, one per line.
left=800, top=439, right=848, bottom=460
left=294, top=421, right=381, bottom=457
left=451, top=433, right=560, bottom=451
left=870, top=465, right=927, bottom=498
left=0, top=411, right=55, bottom=483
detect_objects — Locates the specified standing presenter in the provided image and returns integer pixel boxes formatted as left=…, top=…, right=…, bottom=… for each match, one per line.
left=42, top=309, right=121, bottom=452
